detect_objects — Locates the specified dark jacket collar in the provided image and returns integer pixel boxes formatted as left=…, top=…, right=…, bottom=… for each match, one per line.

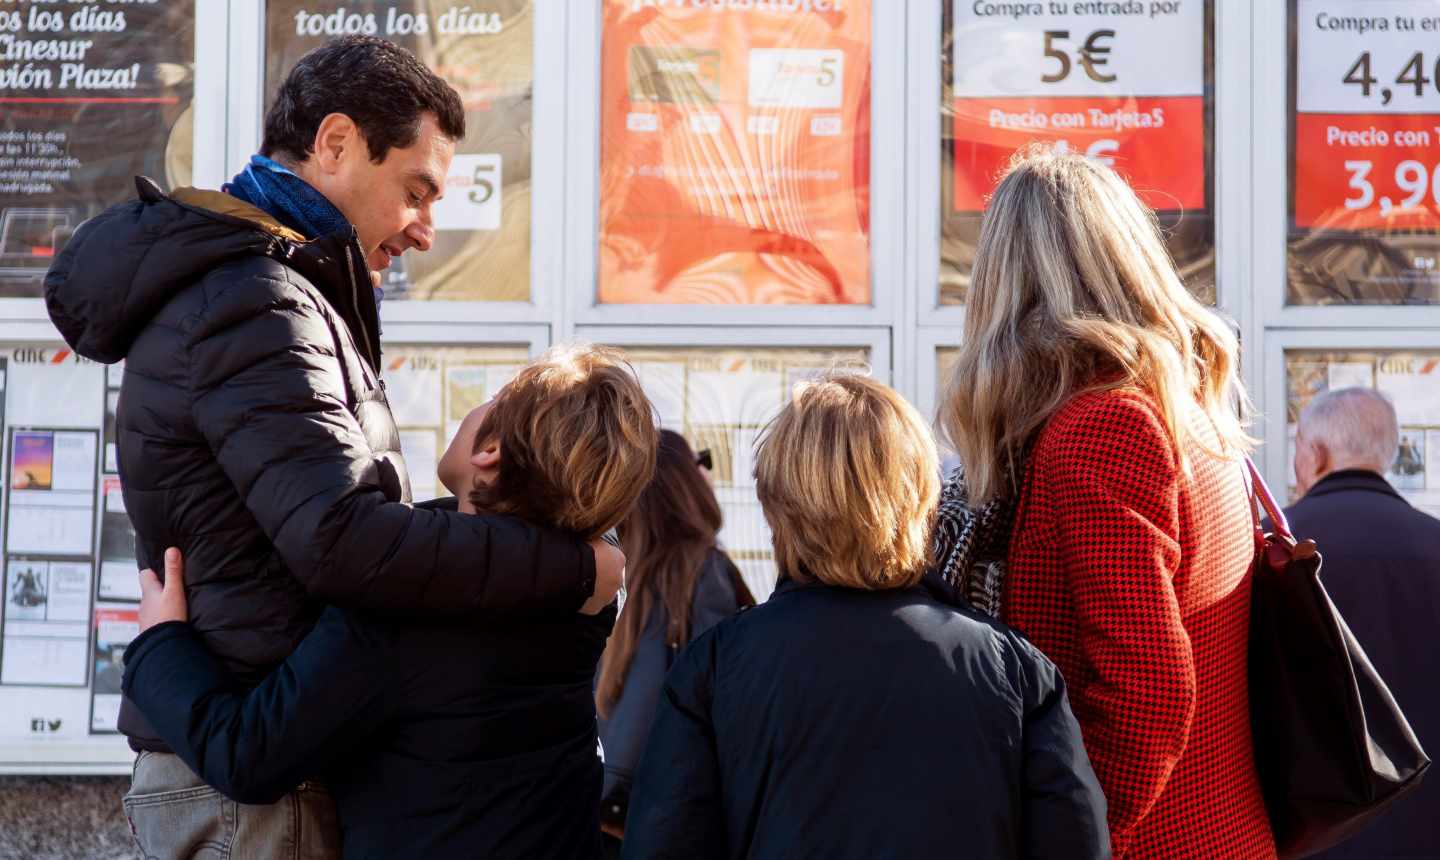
left=45, top=177, right=381, bottom=373
left=1304, top=469, right=1403, bottom=502
left=770, top=572, right=969, bottom=612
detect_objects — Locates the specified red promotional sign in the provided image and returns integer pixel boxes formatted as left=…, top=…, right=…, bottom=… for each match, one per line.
left=1294, top=113, right=1440, bottom=232
left=952, top=95, right=1206, bottom=213
left=1289, top=0, right=1440, bottom=304
left=940, top=1, right=1214, bottom=304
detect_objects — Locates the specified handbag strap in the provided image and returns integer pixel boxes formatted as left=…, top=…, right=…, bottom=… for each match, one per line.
left=1243, top=457, right=1294, bottom=542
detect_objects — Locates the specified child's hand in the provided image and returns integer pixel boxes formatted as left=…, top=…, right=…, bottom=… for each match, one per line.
left=138, top=548, right=188, bottom=632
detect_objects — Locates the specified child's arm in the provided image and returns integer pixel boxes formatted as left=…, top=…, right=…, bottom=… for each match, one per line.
left=126, top=552, right=399, bottom=804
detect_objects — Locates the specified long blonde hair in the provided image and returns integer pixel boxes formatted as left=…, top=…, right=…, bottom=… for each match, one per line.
left=940, top=150, right=1252, bottom=504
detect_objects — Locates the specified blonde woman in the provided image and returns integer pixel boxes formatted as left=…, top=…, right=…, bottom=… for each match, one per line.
left=936, top=151, right=1273, bottom=858
left=622, top=374, right=1108, bottom=859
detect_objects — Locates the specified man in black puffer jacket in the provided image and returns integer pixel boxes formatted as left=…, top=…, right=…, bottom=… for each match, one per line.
left=44, top=36, right=619, bottom=859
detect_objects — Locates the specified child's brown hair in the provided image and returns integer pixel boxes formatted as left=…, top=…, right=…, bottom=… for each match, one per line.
left=470, top=344, right=657, bottom=539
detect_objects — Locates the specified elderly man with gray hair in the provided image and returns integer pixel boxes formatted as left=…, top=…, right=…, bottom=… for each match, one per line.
left=1287, top=386, right=1439, bottom=860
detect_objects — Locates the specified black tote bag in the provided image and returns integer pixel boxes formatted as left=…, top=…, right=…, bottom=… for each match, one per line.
left=1245, top=459, right=1430, bottom=858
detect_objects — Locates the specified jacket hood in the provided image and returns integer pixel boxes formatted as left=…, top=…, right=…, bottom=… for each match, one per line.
left=44, top=176, right=306, bottom=363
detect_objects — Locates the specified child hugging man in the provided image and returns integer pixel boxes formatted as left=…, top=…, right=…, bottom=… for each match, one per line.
left=121, top=344, right=656, bottom=860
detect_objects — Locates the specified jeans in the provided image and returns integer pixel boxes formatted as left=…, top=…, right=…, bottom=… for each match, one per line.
left=123, top=751, right=341, bottom=860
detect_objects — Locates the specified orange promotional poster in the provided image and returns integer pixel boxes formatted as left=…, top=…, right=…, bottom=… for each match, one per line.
left=949, top=2, right=1208, bottom=214
left=599, top=0, right=871, bottom=305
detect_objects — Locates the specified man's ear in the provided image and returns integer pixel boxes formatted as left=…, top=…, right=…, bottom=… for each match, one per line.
left=1309, top=438, right=1331, bottom=478
left=310, top=112, right=360, bottom=176
left=471, top=441, right=500, bottom=472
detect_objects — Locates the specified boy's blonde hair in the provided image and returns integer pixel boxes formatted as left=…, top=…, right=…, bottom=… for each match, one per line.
left=755, top=373, right=939, bottom=591
left=471, top=344, right=657, bottom=539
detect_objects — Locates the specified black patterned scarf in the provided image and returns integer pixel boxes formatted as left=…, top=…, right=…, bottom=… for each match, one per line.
left=929, top=461, right=1023, bottom=618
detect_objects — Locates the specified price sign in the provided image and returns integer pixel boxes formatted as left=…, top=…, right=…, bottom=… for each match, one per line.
left=1294, top=1, right=1440, bottom=232
left=432, top=154, right=502, bottom=232
left=748, top=49, right=845, bottom=109
left=949, top=1, right=1207, bottom=213
left=1289, top=1, right=1440, bottom=304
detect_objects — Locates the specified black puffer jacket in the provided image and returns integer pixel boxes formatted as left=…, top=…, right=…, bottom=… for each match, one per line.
left=45, top=178, right=594, bottom=751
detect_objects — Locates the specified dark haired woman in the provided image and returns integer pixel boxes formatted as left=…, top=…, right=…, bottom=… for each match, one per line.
left=596, top=430, right=755, bottom=850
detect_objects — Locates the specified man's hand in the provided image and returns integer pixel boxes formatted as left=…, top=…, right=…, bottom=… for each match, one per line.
left=138, top=548, right=189, bottom=632
left=580, top=539, right=625, bottom=615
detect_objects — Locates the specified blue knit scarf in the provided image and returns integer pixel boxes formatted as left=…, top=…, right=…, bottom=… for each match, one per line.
left=224, top=154, right=351, bottom=241
left=224, top=154, right=383, bottom=309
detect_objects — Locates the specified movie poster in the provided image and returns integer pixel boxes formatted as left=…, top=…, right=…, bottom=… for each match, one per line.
left=0, top=1, right=195, bottom=297
left=1289, top=0, right=1440, bottom=304
left=942, top=0, right=1215, bottom=304
left=624, top=345, right=869, bottom=599
left=89, top=604, right=137, bottom=733
left=265, top=1, right=534, bottom=301
left=598, top=0, right=872, bottom=305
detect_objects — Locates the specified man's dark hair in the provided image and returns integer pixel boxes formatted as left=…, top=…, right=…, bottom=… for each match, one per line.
left=262, top=35, right=466, bottom=164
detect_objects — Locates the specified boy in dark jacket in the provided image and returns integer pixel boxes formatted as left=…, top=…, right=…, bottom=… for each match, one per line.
left=122, top=345, right=656, bottom=860
left=621, top=374, right=1109, bottom=860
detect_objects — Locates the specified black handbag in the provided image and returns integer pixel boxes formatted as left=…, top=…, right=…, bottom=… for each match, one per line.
left=1245, top=459, right=1430, bottom=858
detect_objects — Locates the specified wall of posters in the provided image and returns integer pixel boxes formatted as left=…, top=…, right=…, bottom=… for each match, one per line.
left=264, top=1, right=534, bottom=302
left=624, top=345, right=869, bottom=600
left=1285, top=350, right=1440, bottom=516
left=0, top=346, right=114, bottom=752
left=598, top=0, right=872, bottom=306
left=381, top=345, right=530, bottom=501
left=941, top=0, right=1215, bottom=304
left=0, top=1, right=195, bottom=298
left=1289, top=1, right=1440, bottom=304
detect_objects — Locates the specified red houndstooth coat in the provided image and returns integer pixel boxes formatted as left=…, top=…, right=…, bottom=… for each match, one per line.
left=1003, top=388, right=1277, bottom=859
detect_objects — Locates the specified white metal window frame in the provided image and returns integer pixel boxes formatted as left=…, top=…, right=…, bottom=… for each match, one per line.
left=572, top=326, right=892, bottom=385
left=225, top=1, right=562, bottom=326
left=1251, top=0, right=1440, bottom=329
left=912, top=323, right=959, bottom=424
left=561, top=2, right=904, bottom=330
left=1260, top=328, right=1440, bottom=496
left=0, top=740, right=134, bottom=776
left=380, top=322, right=549, bottom=355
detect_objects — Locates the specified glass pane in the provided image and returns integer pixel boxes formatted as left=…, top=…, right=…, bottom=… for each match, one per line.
left=1285, top=349, right=1440, bottom=515
left=0, top=3, right=196, bottom=298
left=1287, top=1, right=1440, bottom=304
left=941, top=1, right=1216, bottom=305
left=379, top=345, right=532, bottom=501
left=623, top=345, right=870, bottom=599
left=597, top=1, right=872, bottom=305
left=264, top=2, right=534, bottom=302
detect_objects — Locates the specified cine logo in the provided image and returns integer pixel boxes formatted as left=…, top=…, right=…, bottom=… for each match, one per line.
left=1041, top=30, right=1117, bottom=84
